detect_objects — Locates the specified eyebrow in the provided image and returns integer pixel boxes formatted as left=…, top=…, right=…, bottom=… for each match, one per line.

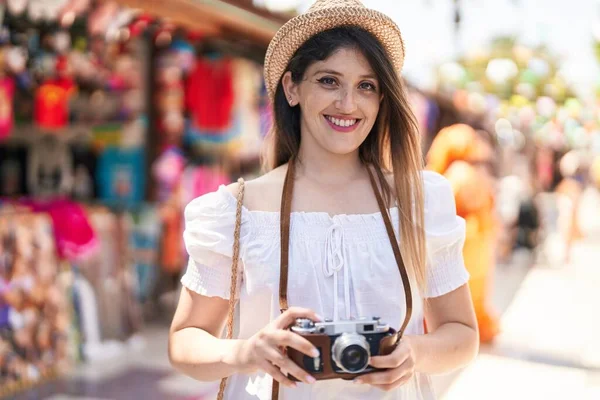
left=313, top=69, right=377, bottom=80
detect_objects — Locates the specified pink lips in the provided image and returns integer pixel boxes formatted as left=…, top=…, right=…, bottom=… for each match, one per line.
left=324, top=116, right=361, bottom=133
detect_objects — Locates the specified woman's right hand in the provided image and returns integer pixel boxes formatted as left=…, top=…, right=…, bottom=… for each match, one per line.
left=236, top=307, right=321, bottom=388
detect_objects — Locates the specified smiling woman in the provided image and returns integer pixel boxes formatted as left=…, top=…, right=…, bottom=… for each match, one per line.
left=282, top=45, right=381, bottom=155
left=169, top=1, right=479, bottom=400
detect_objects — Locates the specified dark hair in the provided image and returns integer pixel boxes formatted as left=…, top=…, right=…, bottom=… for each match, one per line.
left=267, top=26, right=427, bottom=291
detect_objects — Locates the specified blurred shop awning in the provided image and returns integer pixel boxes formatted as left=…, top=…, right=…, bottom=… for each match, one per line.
left=110, top=0, right=292, bottom=46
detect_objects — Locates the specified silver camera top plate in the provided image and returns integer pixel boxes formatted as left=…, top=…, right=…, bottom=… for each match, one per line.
left=291, top=317, right=389, bottom=335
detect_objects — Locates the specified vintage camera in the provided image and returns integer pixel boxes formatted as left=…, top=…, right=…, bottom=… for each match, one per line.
left=287, top=317, right=398, bottom=381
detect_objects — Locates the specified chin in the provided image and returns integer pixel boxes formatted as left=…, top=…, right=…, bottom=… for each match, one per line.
left=324, top=144, right=361, bottom=156
left=319, top=134, right=364, bottom=155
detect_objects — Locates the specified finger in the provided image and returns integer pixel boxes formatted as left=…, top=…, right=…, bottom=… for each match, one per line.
left=275, top=307, right=322, bottom=329
left=264, top=347, right=315, bottom=385
left=259, top=360, right=296, bottom=388
left=370, top=374, right=412, bottom=392
left=268, top=330, right=319, bottom=358
left=356, top=367, right=405, bottom=385
left=356, top=369, right=395, bottom=385
left=369, top=347, right=409, bottom=369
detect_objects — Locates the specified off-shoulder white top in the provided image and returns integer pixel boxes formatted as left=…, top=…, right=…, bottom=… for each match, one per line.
left=181, top=170, right=469, bottom=400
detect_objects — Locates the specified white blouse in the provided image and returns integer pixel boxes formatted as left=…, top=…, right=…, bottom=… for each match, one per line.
left=181, top=170, right=469, bottom=400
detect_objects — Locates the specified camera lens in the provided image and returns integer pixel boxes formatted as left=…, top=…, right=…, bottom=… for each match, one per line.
left=341, top=345, right=368, bottom=372
left=332, top=333, right=371, bottom=374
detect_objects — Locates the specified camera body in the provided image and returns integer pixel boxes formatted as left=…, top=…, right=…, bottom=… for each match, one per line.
left=287, top=317, right=398, bottom=382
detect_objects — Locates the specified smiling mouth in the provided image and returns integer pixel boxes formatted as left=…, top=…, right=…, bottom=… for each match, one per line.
left=324, top=115, right=360, bottom=127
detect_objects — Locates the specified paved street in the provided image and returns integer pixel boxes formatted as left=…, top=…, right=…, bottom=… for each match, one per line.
left=436, top=235, right=600, bottom=400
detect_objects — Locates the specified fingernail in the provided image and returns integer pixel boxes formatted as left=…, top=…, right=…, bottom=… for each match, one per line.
left=306, top=376, right=316, bottom=384
left=353, top=379, right=362, bottom=384
left=311, top=348, right=319, bottom=357
left=289, top=382, right=297, bottom=388
left=315, top=314, right=323, bottom=321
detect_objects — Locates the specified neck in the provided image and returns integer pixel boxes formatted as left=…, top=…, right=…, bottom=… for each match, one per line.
left=295, top=141, right=364, bottom=186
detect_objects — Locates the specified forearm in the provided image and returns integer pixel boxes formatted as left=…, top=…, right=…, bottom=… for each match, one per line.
left=169, top=327, right=253, bottom=381
left=408, top=322, right=479, bottom=375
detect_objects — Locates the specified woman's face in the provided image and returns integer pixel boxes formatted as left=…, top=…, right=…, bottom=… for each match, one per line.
left=283, top=47, right=382, bottom=156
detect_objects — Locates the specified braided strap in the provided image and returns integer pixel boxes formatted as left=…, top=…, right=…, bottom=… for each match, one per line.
left=217, top=178, right=245, bottom=400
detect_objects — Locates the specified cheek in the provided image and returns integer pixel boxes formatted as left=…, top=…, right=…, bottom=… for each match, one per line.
left=362, top=99, right=381, bottom=125
left=303, top=91, right=334, bottom=113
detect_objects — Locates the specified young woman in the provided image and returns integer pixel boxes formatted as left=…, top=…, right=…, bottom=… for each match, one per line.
left=169, top=1, right=478, bottom=399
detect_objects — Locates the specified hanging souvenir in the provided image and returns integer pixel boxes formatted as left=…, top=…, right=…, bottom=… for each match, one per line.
left=7, top=0, right=28, bottom=16
left=28, top=0, right=69, bottom=23
left=0, top=143, right=28, bottom=196
left=87, top=2, right=119, bottom=38
left=58, top=0, right=91, bottom=27
left=185, top=57, right=234, bottom=132
left=170, top=38, right=195, bottom=74
left=34, top=57, right=77, bottom=131
left=0, top=50, right=15, bottom=141
left=96, top=146, right=146, bottom=208
left=5, top=46, right=28, bottom=76
left=129, top=206, right=160, bottom=303
left=27, top=135, right=73, bottom=198
left=70, top=139, right=97, bottom=201
left=152, top=146, right=184, bottom=203
left=53, top=31, right=72, bottom=55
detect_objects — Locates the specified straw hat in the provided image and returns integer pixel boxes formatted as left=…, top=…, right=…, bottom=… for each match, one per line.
left=263, top=0, right=405, bottom=100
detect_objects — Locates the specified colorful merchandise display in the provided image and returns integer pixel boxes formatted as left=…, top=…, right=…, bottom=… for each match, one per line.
left=0, top=0, right=276, bottom=396
left=0, top=206, right=80, bottom=394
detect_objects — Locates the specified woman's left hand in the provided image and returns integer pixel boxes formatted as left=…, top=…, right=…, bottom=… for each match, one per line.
left=354, top=336, right=417, bottom=392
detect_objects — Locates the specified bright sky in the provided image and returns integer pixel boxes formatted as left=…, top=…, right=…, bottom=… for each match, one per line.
left=278, top=0, right=600, bottom=98
left=363, top=0, right=600, bottom=98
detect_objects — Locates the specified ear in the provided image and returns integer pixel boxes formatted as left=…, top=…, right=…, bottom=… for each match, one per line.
left=281, top=71, right=299, bottom=106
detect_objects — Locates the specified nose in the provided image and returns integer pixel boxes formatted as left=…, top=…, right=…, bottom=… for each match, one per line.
left=335, top=87, right=357, bottom=114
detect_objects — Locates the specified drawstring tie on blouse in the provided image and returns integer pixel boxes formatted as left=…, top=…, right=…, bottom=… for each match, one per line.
left=322, top=222, right=350, bottom=321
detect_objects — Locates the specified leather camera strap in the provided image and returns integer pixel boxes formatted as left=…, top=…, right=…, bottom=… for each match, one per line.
left=365, top=167, right=413, bottom=339
left=274, top=161, right=413, bottom=399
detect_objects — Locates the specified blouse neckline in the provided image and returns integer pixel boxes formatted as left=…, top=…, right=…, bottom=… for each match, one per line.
left=217, top=184, right=399, bottom=223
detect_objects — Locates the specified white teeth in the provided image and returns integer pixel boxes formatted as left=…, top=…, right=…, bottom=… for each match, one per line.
left=326, top=116, right=357, bottom=127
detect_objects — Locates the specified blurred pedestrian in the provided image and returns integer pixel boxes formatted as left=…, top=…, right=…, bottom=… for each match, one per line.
left=427, top=123, right=500, bottom=343
left=554, top=151, right=585, bottom=263
left=169, top=1, right=478, bottom=399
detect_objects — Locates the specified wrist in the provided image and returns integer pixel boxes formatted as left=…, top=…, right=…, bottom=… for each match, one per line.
left=222, top=339, right=256, bottom=374
left=404, top=335, right=423, bottom=372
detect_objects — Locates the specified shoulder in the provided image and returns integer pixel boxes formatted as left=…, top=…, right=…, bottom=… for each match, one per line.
left=384, top=168, right=454, bottom=199
left=422, top=169, right=454, bottom=197
left=421, top=170, right=461, bottom=231
left=184, top=184, right=235, bottom=223
left=228, top=164, right=288, bottom=212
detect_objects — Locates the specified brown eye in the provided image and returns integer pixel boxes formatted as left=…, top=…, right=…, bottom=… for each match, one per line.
left=359, top=82, right=376, bottom=91
left=318, top=77, right=337, bottom=86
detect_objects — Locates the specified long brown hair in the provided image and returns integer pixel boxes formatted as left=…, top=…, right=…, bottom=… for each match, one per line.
left=265, top=26, right=427, bottom=294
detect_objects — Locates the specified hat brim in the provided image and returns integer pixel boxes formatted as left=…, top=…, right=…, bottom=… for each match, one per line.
left=264, top=6, right=405, bottom=101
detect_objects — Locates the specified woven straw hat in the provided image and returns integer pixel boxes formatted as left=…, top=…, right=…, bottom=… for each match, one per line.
left=263, top=0, right=405, bottom=101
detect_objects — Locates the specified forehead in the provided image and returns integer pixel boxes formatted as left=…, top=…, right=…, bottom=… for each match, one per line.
left=306, top=47, right=375, bottom=78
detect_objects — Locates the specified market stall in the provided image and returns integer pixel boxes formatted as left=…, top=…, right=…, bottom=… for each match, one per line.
left=0, top=0, right=286, bottom=396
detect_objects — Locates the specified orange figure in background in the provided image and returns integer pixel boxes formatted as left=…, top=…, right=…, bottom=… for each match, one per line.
left=427, top=124, right=500, bottom=343
left=591, top=155, right=600, bottom=190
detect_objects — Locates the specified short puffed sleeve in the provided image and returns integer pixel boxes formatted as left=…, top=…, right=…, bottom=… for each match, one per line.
left=423, top=170, right=469, bottom=298
left=180, top=185, right=250, bottom=299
